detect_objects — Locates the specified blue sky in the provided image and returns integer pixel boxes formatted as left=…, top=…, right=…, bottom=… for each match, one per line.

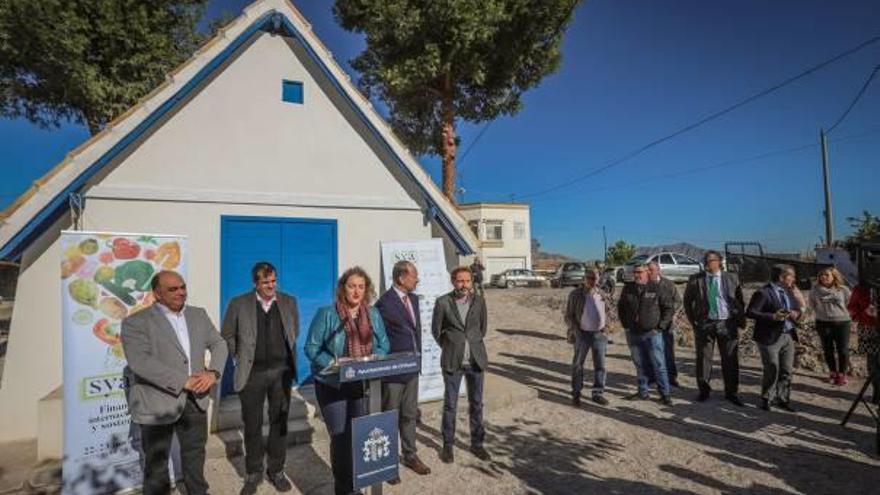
left=1, top=0, right=878, bottom=260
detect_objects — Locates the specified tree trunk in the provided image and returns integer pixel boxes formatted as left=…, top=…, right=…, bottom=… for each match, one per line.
left=440, top=80, right=457, bottom=205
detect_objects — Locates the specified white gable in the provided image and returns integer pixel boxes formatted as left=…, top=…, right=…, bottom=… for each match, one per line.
left=97, top=32, right=417, bottom=207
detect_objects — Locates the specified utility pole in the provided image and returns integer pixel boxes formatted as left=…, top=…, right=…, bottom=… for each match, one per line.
left=820, top=129, right=834, bottom=247
left=602, top=225, right=608, bottom=264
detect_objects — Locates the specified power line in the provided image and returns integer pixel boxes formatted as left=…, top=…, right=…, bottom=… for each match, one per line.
left=496, top=126, right=880, bottom=204
left=826, top=64, right=880, bottom=133
left=457, top=120, right=494, bottom=170
left=511, top=33, right=880, bottom=201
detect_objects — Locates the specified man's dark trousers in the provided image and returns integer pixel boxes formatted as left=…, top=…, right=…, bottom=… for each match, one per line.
left=239, top=366, right=294, bottom=475
left=695, top=320, right=740, bottom=396
left=382, top=375, right=420, bottom=459
left=140, top=398, right=208, bottom=495
left=441, top=365, right=485, bottom=447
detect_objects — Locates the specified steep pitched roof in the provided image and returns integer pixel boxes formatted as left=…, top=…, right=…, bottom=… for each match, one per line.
left=0, top=0, right=476, bottom=261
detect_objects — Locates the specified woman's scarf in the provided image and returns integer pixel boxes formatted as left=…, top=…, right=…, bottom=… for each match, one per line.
left=335, top=300, right=373, bottom=358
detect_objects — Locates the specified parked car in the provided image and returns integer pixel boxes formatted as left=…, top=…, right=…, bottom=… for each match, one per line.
left=551, top=262, right=588, bottom=288
left=491, top=269, right=548, bottom=288
left=621, top=252, right=703, bottom=283
left=601, top=267, right=621, bottom=296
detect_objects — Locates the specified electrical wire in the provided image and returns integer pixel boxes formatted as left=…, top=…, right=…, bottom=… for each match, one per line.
left=511, top=34, right=880, bottom=200
left=826, top=64, right=880, bottom=134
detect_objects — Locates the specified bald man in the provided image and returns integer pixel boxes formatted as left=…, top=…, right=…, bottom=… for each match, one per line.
left=122, top=271, right=227, bottom=495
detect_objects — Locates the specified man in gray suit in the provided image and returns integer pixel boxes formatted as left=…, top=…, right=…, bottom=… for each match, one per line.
left=432, top=266, right=490, bottom=464
left=221, top=262, right=299, bottom=494
left=122, top=271, right=227, bottom=495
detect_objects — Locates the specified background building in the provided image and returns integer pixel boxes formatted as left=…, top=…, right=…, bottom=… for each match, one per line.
left=458, top=202, right=532, bottom=280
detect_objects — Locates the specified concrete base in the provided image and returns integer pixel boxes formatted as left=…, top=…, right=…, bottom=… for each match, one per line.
left=37, top=387, right=62, bottom=461
left=207, top=385, right=317, bottom=460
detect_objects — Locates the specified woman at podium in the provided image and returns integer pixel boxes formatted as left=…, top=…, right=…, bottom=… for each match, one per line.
left=305, top=266, right=390, bottom=495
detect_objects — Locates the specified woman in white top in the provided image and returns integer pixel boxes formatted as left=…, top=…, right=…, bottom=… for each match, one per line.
left=809, top=267, right=852, bottom=385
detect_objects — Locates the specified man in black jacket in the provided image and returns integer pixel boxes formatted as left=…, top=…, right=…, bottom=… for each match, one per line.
left=432, top=266, right=490, bottom=464
left=376, top=261, right=431, bottom=482
left=747, top=264, right=802, bottom=412
left=617, top=263, right=675, bottom=405
left=221, top=262, right=298, bottom=494
left=683, top=250, right=746, bottom=406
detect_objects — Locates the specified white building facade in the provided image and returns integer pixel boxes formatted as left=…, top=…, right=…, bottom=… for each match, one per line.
left=458, top=203, right=532, bottom=281
left=0, top=0, right=476, bottom=443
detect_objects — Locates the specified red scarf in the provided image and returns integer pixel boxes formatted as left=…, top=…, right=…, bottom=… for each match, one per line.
left=335, top=301, right=373, bottom=358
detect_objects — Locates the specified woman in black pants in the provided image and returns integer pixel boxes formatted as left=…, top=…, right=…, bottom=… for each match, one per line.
left=809, top=267, right=852, bottom=385
left=304, top=267, right=390, bottom=495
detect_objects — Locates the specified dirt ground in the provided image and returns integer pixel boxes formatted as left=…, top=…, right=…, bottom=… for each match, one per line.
left=2, top=287, right=878, bottom=494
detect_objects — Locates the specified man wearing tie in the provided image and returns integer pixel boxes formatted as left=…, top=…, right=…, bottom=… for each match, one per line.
left=121, top=271, right=227, bottom=495
left=683, top=250, right=746, bottom=405
left=747, top=264, right=802, bottom=412
left=376, top=260, right=431, bottom=483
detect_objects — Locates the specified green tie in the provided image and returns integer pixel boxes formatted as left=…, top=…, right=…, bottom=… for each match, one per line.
left=708, top=276, right=719, bottom=319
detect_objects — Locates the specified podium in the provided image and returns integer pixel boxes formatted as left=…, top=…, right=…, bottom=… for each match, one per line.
left=319, top=352, right=421, bottom=494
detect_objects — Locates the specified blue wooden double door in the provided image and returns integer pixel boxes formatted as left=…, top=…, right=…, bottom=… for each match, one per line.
left=220, top=215, right=337, bottom=395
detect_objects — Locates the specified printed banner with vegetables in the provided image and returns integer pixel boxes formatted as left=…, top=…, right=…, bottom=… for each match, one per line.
left=61, top=231, right=186, bottom=495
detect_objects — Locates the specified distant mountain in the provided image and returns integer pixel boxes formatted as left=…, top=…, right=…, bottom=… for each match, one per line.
left=635, top=242, right=707, bottom=260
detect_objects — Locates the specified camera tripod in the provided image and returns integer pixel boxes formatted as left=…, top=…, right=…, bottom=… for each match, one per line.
left=841, top=368, right=879, bottom=455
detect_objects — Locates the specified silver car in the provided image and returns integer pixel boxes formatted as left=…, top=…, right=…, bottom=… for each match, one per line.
left=621, top=252, right=703, bottom=283
left=491, top=269, right=548, bottom=288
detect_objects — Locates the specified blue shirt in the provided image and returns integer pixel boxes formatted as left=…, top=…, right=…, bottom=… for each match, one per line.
left=706, top=271, right=729, bottom=320
left=771, top=283, right=795, bottom=332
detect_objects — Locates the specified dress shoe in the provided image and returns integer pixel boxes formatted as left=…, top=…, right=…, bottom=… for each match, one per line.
left=402, top=455, right=431, bottom=475
left=266, top=471, right=292, bottom=492
left=240, top=472, right=262, bottom=495
left=470, top=445, right=491, bottom=461
left=592, top=395, right=609, bottom=406
left=440, top=444, right=454, bottom=464
left=659, top=395, right=673, bottom=406
left=697, top=391, right=710, bottom=402
left=759, top=399, right=771, bottom=411
left=571, top=396, right=581, bottom=407
left=775, top=401, right=796, bottom=413
left=725, top=395, right=745, bottom=407
left=625, top=391, right=649, bottom=401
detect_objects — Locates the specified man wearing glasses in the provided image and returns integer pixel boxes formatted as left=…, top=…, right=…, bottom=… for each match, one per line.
left=617, top=263, right=676, bottom=405
left=683, top=250, right=746, bottom=406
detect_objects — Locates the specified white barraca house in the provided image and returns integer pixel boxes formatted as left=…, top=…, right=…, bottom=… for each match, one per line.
left=0, top=0, right=477, bottom=444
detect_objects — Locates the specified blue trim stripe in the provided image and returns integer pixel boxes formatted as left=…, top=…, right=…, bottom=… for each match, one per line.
left=0, top=10, right=473, bottom=261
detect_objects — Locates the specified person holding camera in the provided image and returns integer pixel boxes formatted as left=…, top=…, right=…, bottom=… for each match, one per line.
left=848, top=277, right=880, bottom=404
left=747, top=264, right=802, bottom=412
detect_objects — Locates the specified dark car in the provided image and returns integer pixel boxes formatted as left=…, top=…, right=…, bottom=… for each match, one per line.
left=551, top=262, right=588, bottom=288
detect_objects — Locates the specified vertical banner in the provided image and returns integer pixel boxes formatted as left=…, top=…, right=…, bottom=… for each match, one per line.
left=61, top=231, right=187, bottom=494
left=380, top=239, right=452, bottom=402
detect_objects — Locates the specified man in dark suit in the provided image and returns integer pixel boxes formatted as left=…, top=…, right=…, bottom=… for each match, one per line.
left=222, top=262, right=299, bottom=494
left=376, top=260, right=431, bottom=483
left=747, top=264, right=802, bottom=412
left=122, top=271, right=227, bottom=495
left=683, top=250, right=746, bottom=405
left=432, top=266, right=490, bottom=464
